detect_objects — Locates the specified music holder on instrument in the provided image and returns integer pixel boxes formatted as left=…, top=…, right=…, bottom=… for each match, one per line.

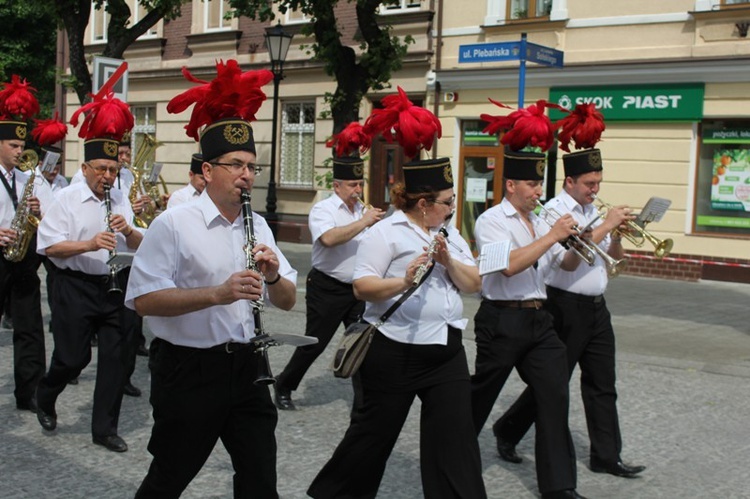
left=40, top=151, right=61, bottom=173
left=635, top=197, right=671, bottom=228
left=107, top=252, right=135, bottom=267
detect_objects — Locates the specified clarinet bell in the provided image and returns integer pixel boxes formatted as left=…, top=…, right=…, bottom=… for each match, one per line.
left=108, top=270, right=123, bottom=294
left=254, top=348, right=276, bottom=386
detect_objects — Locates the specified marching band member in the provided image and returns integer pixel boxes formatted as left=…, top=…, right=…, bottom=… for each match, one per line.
left=165, top=153, right=205, bottom=209
left=127, top=60, right=296, bottom=497
left=493, top=104, right=646, bottom=479
left=470, top=100, right=587, bottom=499
left=308, top=88, right=486, bottom=499
left=0, top=75, right=48, bottom=414
left=35, top=87, right=141, bottom=453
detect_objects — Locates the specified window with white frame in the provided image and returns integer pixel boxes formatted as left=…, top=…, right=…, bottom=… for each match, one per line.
left=380, top=0, right=421, bottom=13
left=91, top=2, right=109, bottom=42
left=130, top=105, right=157, bottom=166
left=507, top=0, right=552, bottom=20
left=280, top=102, right=315, bottom=188
left=132, top=0, right=158, bottom=38
left=205, top=0, right=232, bottom=31
left=285, top=7, right=310, bottom=24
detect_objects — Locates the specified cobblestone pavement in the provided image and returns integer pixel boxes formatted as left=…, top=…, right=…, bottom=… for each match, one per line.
left=1, top=242, right=749, bottom=498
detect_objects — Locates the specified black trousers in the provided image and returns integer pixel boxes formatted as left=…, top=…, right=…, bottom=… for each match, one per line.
left=135, top=338, right=279, bottom=499
left=35, top=269, right=131, bottom=437
left=309, top=329, right=487, bottom=499
left=470, top=301, right=576, bottom=494
left=276, top=268, right=363, bottom=391
left=0, top=241, right=46, bottom=405
left=495, top=286, right=622, bottom=464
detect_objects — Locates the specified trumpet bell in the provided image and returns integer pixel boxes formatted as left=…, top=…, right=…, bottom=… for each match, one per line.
left=653, top=237, right=673, bottom=259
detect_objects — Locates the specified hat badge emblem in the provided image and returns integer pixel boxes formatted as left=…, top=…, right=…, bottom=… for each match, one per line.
left=224, top=124, right=250, bottom=145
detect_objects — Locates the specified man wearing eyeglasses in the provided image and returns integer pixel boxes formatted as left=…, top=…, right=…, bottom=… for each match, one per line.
left=274, top=156, right=384, bottom=411
left=126, top=114, right=297, bottom=497
left=35, top=134, right=143, bottom=453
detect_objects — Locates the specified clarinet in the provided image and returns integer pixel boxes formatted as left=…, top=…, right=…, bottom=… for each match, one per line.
left=412, top=214, right=452, bottom=287
left=103, top=184, right=123, bottom=294
left=240, top=189, right=275, bottom=385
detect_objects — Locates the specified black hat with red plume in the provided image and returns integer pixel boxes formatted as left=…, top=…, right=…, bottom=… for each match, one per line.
left=480, top=98, right=560, bottom=181
left=0, top=75, right=40, bottom=141
left=167, top=59, right=273, bottom=163
left=31, top=112, right=68, bottom=164
left=70, top=64, right=133, bottom=162
left=364, top=87, right=449, bottom=194
left=326, top=122, right=371, bottom=181
left=556, top=103, right=606, bottom=177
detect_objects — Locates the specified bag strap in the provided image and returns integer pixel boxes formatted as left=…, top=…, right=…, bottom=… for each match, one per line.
left=375, top=263, right=435, bottom=326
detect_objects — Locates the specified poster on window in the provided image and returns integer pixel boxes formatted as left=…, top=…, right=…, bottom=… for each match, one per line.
left=710, top=148, right=750, bottom=213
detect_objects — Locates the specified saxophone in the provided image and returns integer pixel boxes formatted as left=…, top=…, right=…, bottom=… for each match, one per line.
left=3, top=150, right=40, bottom=262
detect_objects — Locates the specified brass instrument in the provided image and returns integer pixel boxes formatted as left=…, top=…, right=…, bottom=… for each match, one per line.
left=240, top=189, right=318, bottom=385
left=3, top=150, right=40, bottom=262
left=103, top=183, right=123, bottom=294
left=592, top=195, right=673, bottom=259
left=128, top=134, right=164, bottom=228
left=412, top=215, right=452, bottom=287
left=536, top=200, right=596, bottom=266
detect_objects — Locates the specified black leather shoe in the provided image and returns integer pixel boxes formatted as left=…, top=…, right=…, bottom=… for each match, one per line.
left=590, top=457, right=646, bottom=478
left=492, top=428, right=522, bottom=464
left=93, top=434, right=128, bottom=453
left=16, top=397, right=38, bottom=413
left=273, top=386, right=296, bottom=411
left=123, top=382, right=142, bottom=397
left=37, top=406, right=57, bottom=431
left=541, top=489, right=588, bottom=499
left=136, top=344, right=149, bottom=357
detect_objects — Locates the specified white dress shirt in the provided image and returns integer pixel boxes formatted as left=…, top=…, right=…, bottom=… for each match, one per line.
left=166, top=183, right=201, bottom=209
left=354, top=210, right=475, bottom=346
left=36, top=182, right=135, bottom=275
left=124, top=191, right=298, bottom=348
left=545, top=190, right=610, bottom=296
left=309, top=193, right=366, bottom=283
left=1, top=166, right=54, bottom=226
left=475, top=198, right=564, bottom=301
left=35, top=166, right=69, bottom=195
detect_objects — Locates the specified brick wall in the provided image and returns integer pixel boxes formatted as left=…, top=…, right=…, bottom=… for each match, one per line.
left=623, top=250, right=750, bottom=283
left=163, top=10, right=192, bottom=60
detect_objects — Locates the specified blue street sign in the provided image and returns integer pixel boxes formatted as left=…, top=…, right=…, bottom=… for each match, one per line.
left=525, top=42, right=564, bottom=68
left=458, top=42, right=521, bottom=63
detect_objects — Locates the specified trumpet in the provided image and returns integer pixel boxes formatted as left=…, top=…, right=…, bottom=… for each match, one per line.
left=536, top=201, right=596, bottom=266
left=103, top=184, right=123, bottom=294
left=592, top=195, right=673, bottom=259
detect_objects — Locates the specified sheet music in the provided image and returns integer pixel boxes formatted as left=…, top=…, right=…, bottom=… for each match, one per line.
left=637, top=197, right=671, bottom=225
left=148, top=163, right=163, bottom=183
left=40, top=151, right=61, bottom=173
left=478, top=240, right=511, bottom=276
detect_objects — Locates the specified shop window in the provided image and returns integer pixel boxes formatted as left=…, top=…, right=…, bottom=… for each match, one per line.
left=507, top=0, right=552, bottom=21
left=280, top=102, right=315, bottom=188
left=693, top=121, right=750, bottom=237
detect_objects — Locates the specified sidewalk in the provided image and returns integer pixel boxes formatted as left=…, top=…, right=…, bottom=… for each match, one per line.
left=0, top=243, right=748, bottom=498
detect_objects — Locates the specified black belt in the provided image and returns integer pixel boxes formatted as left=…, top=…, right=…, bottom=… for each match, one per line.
left=547, top=286, right=604, bottom=303
left=311, top=267, right=351, bottom=287
left=206, top=341, right=257, bottom=354
left=484, top=298, right=545, bottom=310
left=57, top=267, right=111, bottom=284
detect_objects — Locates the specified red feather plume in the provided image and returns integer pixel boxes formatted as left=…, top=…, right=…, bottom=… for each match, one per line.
left=0, top=75, right=40, bottom=120
left=70, top=91, right=133, bottom=141
left=480, top=98, right=560, bottom=152
left=167, top=60, right=274, bottom=141
left=555, top=103, right=605, bottom=153
left=364, top=87, right=441, bottom=159
left=326, top=122, right=372, bottom=157
left=31, top=112, right=68, bottom=146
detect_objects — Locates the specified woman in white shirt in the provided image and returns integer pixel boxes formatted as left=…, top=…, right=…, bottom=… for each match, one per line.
left=308, top=157, right=487, bottom=499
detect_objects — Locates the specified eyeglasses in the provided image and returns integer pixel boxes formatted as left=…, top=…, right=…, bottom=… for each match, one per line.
left=434, top=196, right=456, bottom=207
left=211, top=162, right=262, bottom=175
left=86, top=164, right=120, bottom=176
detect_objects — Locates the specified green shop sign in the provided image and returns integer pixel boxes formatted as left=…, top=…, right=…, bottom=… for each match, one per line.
left=549, top=83, right=705, bottom=122
left=702, top=128, right=750, bottom=144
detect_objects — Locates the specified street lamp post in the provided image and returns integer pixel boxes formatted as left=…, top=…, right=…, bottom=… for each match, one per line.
left=264, top=22, right=293, bottom=238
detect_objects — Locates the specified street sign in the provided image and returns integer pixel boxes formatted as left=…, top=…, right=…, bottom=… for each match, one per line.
left=92, top=56, right=128, bottom=101
left=458, top=42, right=521, bottom=64
left=525, top=42, right=564, bottom=68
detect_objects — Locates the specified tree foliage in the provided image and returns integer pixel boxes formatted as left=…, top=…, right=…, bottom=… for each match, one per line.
left=49, top=0, right=189, bottom=104
left=0, top=0, right=58, bottom=115
left=228, top=0, right=413, bottom=134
